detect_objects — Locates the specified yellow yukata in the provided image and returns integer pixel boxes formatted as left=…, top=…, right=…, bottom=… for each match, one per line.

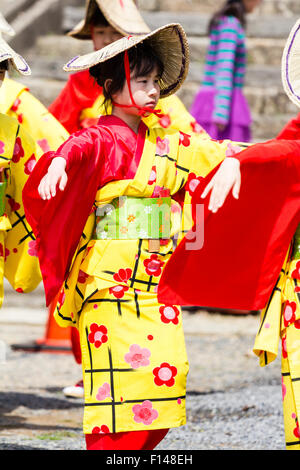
left=253, top=231, right=300, bottom=450
left=0, top=113, right=42, bottom=306
left=53, top=121, right=228, bottom=435
left=0, top=78, right=69, bottom=152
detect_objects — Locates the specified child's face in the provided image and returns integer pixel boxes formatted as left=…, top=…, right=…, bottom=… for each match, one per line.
left=91, top=25, right=123, bottom=51
left=111, top=65, right=161, bottom=116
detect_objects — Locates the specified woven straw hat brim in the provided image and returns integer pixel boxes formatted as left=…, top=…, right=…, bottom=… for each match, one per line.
left=68, top=0, right=150, bottom=40
left=64, top=23, right=189, bottom=98
left=0, top=12, right=15, bottom=36
left=0, top=36, right=31, bottom=75
left=282, top=19, right=300, bottom=108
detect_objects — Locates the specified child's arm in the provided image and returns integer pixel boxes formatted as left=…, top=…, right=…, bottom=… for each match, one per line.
left=38, top=156, right=67, bottom=200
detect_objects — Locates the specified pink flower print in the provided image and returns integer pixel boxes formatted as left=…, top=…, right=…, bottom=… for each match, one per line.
left=156, top=136, right=170, bottom=156
left=24, top=154, right=36, bottom=175
left=153, top=362, right=177, bottom=387
left=148, top=166, right=157, bottom=185
left=17, top=114, right=24, bottom=124
left=282, top=376, right=286, bottom=401
left=11, top=98, right=21, bottom=112
left=185, top=173, right=203, bottom=196
left=158, top=114, right=171, bottom=128
left=113, top=268, right=132, bottom=284
left=0, top=140, right=5, bottom=154
left=283, top=301, right=297, bottom=327
left=190, top=121, right=205, bottom=134
left=282, top=335, right=287, bottom=359
left=28, top=240, right=38, bottom=257
left=88, top=323, right=108, bottom=348
left=96, top=382, right=111, bottom=401
left=292, top=261, right=300, bottom=280
left=109, top=285, right=129, bottom=299
left=143, top=254, right=164, bottom=277
left=159, top=305, right=180, bottom=325
left=92, top=425, right=110, bottom=434
left=12, top=137, right=25, bottom=163
left=179, top=132, right=191, bottom=147
left=37, top=139, right=50, bottom=153
left=124, top=344, right=151, bottom=369
left=8, top=198, right=20, bottom=212
left=132, top=400, right=158, bottom=425
left=225, top=142, right=242, bottom=158
left=293, top=420, right=300, bottom=439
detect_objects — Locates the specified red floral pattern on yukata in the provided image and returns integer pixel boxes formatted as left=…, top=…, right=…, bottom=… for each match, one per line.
left=283, top=301, right=297, bottom=327
left=143, top=254, right=164, bottom=277
left=109, top=285, right=129, bottom=298
left=124, top=344, right=151, bottom=369
left=0, top=243, right=9, bottom=261
left=156, top=137, right=170, bottom=156
left=292, top=261, right=300, bottom=280
left=185, top=173, right=203, bottom=197
left=27, top=240, right=38, bottom=257
left=148, top=166, right=157, bottom=185
left=158, top=114, right=171, bottom=128
left=113, top=268, right=132, bottom=284
left=0, top=141, right=5, bottom=154
left=88, top=323, right=108, bottom=348
left=8, top=198, right=20, bottom=212
left=282, top=335, right=287, bottom=359
left=12, top=137, right=24, bottom=163
left=153, top=362, right=177, bottom=387
left=132, top=400, right=158, bottom=425
left=92, top=425, right=110, bottom=434
left=190, top=121, right=205, bottom=134
left=37, top=139, right=50, bottom=153
left=179, top=132, right=191, bottom=147
left=159, top=305, right=180, bottom=325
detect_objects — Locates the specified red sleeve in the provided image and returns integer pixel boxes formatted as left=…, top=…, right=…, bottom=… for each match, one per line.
left=277, top=112, right=300, bottom=140
left=158, top=139, right=300, bottom=311
left=49, top=71, right=102, bottom=134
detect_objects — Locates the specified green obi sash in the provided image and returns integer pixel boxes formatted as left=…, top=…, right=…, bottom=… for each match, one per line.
left=292, top=223, right=300, bottom=259
left=93, top=196, right=171, bottom=240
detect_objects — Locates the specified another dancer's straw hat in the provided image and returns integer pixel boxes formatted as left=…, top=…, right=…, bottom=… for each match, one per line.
left=282, top=18, right=300, bottom=108
left=0, top=12, right=31, bottom=75
left=68, top=0, right=150, bottom=39
left=64, top=23, right=189, bottom=99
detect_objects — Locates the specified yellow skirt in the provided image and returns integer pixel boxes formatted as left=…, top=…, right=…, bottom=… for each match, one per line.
left=78, top=285, right=189, bottom=435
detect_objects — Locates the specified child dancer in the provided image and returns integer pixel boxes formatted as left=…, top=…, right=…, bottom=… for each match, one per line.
left=190, top=0, right=261, bottom=141
left=22, top=24, right=237, bottom=450
left=159, top=18, right=300, bottom=450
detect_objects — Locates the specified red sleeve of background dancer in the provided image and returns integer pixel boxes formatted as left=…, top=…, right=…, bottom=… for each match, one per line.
left=158, top=139, right=300, bottom=311
left=49, top=71, right=102, bottom=134
left=276, top=112, right=300, bottom=140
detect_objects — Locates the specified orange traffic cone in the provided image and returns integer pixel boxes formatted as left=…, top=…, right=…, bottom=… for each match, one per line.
left=12, top=297, right=72, bottom=353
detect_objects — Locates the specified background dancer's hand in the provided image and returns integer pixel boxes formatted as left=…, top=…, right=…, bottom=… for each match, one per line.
left=38, top=157, right=67, bottom=200
left=201, top=157, right=241, bottom=213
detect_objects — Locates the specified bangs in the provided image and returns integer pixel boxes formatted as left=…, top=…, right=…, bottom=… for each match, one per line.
left=129, top=43, right=164, bottom=79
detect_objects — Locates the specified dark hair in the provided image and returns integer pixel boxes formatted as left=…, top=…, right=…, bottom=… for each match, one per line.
left=89, top=6, right=109, bottom=28
left=0, top=60, right=9, bottom=71
left=208, top=0, right=246, bottom=33
left=89, top=42, right=164, bottom=110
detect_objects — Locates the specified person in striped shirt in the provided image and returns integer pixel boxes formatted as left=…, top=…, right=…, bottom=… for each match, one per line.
left=190, top=0, right=261, bottom=142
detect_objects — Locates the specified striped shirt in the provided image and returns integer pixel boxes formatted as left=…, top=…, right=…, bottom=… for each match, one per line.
left=202, top=15, right=247, bottom=125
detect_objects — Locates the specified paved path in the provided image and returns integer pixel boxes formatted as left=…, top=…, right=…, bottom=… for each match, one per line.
left=0, top=285, right=284, bottom=450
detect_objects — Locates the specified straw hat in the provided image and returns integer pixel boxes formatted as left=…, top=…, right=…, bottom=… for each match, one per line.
left=64, top=23, right=189, bottom=98
left=282, top=19, right=300, bottom=108
left=0, top=12, right=30, bottom=75
left=68, top=0, right=150, bottom=39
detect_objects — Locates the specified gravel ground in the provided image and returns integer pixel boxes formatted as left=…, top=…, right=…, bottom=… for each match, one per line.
left=0, top=285, right=285, bottom=451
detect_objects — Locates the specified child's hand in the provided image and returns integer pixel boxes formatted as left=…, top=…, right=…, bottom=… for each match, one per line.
left=38, top=157, right=68, bottom=200
left=201, top=157, right=241, bottom=213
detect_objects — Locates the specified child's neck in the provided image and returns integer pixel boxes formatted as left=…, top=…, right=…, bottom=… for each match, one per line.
left=112, top=107, right=142, bottom=134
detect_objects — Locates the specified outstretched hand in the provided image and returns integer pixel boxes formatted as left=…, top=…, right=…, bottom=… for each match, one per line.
left=201, top=157, right=241, bottom=213
left=38, top=157, right=68, bottom=200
